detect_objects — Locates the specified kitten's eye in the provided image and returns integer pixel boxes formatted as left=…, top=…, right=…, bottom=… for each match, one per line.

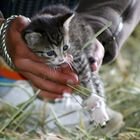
left=63, top=45, right=69, bottom=51
left=35, top=51, right=43, bottom=54
left=46, top=50, right=56, bottom=56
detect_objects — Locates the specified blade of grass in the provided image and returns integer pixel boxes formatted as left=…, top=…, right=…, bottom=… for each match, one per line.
left=49, top=106, right=76, bottom=137
left=0, top=89, right=40, bottom=133
left=126, top=127, right=140, bottom=133
left=13, top=105, right=35, bottom=131
left=67, top=84, right=89, bottom=97
left=83, top=21, right=112, bottom=49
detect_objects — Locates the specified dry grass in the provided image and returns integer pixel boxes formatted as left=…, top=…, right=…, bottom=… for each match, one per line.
left=0, top=24, right=140, bottom=140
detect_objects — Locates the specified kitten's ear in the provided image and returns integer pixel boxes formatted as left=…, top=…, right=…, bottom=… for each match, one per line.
left=58, top=13, right=72, bottom=23
left=24, top=32, right=42, bottom=48
left=63, top=13, right=75, bottom=30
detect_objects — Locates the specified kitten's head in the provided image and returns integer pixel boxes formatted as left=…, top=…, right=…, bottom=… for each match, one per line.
left=22, top=11, right=74, bottom=67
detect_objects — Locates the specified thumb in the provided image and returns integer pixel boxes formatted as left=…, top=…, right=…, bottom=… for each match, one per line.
left=12, top=15, right=30, bottom=32
left=61, top=64, right=73, bottom=73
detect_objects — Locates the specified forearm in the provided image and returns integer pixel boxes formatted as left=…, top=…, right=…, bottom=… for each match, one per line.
left=77, top=0, right=140, bottom=63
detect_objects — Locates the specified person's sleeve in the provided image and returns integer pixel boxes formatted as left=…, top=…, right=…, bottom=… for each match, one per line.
left=0, top=11, right=4, bottom=56
left=76, top=0, right=140, bottom=64
left=0, top=11, right=4, bottom=18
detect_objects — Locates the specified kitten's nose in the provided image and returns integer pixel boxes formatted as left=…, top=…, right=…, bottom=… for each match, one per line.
left=58, top=58, right=65, bottom=63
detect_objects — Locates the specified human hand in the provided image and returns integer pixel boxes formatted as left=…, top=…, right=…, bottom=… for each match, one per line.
left=89, top=39, right=105, bottom=72
left=5, top=15, right=78, bottom=99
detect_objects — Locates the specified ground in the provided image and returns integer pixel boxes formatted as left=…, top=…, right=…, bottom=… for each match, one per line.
left=0, top=24, right=140, bottom=140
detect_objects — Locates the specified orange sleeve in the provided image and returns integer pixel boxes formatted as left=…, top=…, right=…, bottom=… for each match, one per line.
left=0, top=67, right=26, bottom=80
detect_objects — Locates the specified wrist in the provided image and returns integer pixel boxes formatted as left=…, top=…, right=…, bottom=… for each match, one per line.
left=0, top=18, right=5, bottom=54
left=0, top=15, right=18, bottom=69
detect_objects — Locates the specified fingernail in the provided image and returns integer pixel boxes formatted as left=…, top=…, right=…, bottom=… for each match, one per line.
left=88, top=57, right=96, bottom=64
left=67, top=79, right=75, bottom=85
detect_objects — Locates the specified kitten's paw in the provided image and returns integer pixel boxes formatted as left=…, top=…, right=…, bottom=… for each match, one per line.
left=91, top=106, right=109, bottom=126
left=83, top=94, right=109, bottom=126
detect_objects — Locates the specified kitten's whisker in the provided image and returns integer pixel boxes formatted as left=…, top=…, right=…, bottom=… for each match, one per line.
left=63, top=57, right=73, bottom=70
left=66, top=61, right=73, bottom=71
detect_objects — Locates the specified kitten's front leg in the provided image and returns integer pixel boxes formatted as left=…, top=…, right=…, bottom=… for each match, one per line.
left=83, top=93, right=109, bottom=126
left=72, top=54, right=109, bottom=126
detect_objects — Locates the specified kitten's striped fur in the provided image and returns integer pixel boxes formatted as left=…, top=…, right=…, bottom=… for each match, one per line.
left=22, top=5, right=109, bottom=126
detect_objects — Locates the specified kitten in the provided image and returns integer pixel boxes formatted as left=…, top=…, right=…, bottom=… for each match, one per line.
left=22, top=5, right=109, bottom=126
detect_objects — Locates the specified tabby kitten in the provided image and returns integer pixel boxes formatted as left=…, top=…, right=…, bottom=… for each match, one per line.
left=22, top=5, right=109, bottom=126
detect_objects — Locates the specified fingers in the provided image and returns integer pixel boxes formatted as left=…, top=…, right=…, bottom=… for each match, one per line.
left=11, top=15, right=30, bottom=32
left=61, top=64, right=79, bottom=85
left=38, top=90, right=63, bottom=99
left=5, top=16, right=78, bottom=100
left=22, top=70, right=73, bottom=99
left=17, top=59, right=78, bottom=85
left=61, top=64, right=74, bottom=73
left=6, top=16, right=41, bottom=62
left=94, top=39, right=105, bottom=65
left=21, top=71, right=72, bottom=94
left=91, top=62, right=98, bottom=72
left=90, top=39, right=105, bottom=72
